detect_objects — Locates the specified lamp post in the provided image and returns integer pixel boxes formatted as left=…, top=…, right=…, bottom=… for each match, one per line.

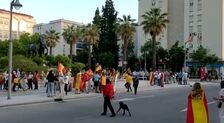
left=8, top=0, right=23, bottom=100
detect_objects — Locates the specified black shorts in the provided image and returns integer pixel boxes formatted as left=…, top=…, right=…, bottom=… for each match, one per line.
left=94, top=81, right=99, bottom=87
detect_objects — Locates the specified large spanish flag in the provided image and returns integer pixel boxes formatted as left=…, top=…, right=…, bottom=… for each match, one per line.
left=186, top=92, right=209, bottom=123
left=58, top=62, right=65, bottom=75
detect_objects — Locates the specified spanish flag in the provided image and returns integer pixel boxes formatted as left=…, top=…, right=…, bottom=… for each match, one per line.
left=58, top=62, right=65, bottom=75
left=186, top=92, right=209, bottom=123
left=95, top=65, right=102, bottom=72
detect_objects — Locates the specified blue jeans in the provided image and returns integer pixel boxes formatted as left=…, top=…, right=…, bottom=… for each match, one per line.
left=47, top=82, right=54, bottom=97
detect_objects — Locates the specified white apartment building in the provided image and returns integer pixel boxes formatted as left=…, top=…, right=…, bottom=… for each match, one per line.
left=184, top=0, right=224, bottom=61
left=33, top=19, right=83, bottom=56
left=136, top=0, right=184, bottom=57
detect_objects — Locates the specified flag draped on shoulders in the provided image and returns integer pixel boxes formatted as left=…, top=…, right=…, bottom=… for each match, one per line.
left=187, top=91, right=209, bottom=123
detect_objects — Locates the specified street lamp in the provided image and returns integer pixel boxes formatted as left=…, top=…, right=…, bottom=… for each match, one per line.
left=8, top=0, right=23, bottom=100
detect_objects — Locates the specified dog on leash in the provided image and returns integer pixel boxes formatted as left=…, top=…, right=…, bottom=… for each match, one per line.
left=117, top=101, right=131, bottom=116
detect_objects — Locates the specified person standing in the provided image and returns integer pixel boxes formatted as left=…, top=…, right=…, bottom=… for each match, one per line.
left=33, top=71, right=39, bottom=90
left=75, top=72, right=81, bottom=94
left=93, top=72, right=100, bottom=93
left=64, top=73, right=70, bottom=95
left=182, top=71, right=188, bottom=85
left=46, top=70, right=55, bottom=97
left=100, top=72, right=106, bottom=93
left=133, top=76, right=139, bottom=95
left=27, top=72, right=33, bottom=90
left=101, top=78, right=116, bottom=117
left=187, top=82, right=209, bottom=123
left=214, top=81, right=224, bottom=123
left=58, top=73, right=65, bottom=97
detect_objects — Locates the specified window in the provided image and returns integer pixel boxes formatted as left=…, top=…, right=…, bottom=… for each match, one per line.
left=189, top=26, right=194, bottom=33
left=197, top=3, right=202, bottom=11
left=189, top=0, right=194, bottom=12
left=197, top=25, right=202, bottom=33
left=197, top=14, right=202, bottom=22
left=189, top=15, right=194, bottom=23
left=158, top=0, right=163, bottom=8
left=3, top=32, right=8, bottom=39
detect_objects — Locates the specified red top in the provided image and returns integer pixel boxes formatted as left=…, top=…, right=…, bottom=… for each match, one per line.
left=34, top=73, right=39, bottom=81
left=103, top=83, right=114, bottom=100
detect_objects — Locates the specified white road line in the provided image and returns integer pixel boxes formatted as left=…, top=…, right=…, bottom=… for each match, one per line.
left=116, top=98, right=135, bottom=102
left=115, top=95, right=155, bottom=102
left=180, top=101, right=216, bottom=112
left=207, top=101, right=216, bottom=105
left=181, top=108, right=187, bottom=112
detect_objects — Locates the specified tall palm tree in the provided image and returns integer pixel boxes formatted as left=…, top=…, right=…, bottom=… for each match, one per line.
left=62, top=25, right=82, bottom=60
left=141, top=8, right=168, bottom=69
left=83, top=24, right=100, bottom=68
left=45, top=29, right=60, bottom=55
left=117, top=15, right=136, bottom=71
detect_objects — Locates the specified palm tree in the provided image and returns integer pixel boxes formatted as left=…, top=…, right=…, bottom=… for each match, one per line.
left=141, top=8, right=168, bottom=69
left=62, top=25, right=82, bottom=60
left=45, top=29, right=60, bottom=55
left=83, top=24, right=100, bottom=68
left=117, top=15, right=136, bottom=71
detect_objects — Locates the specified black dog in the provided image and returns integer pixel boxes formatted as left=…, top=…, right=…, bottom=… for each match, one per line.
left=117, top=101, right=131, bottom=116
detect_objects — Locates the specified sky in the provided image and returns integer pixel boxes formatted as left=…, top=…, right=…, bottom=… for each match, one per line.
left=1, top=0, right=138, bottom=24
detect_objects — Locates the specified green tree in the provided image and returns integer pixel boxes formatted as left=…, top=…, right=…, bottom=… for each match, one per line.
left=0, top=41, right=8, bottom=57
left=96, top=0, right=119, bottom=68
left=141, top=39, right=167, bottom=69
left=168, top=41, right=185, bottom=72
left=191, top=46, right=218, bottom=64
left=141, top=8, right=169, bottom=69
left=62, top=25, right=83, bottom=60
left=117, top=15, right=136, bottom=70
left=83, top=24, right=100, bottom=68
left=92, top=7, right=101, bottom=29
left=45, top=29, right=60, bottom=55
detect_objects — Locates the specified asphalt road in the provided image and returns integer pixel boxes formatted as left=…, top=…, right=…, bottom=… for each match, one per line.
left=0, top=83, right=220, bottom=123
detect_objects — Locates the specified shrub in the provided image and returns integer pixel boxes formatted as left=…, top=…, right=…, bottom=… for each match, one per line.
left=32, top=56, right=44, bottom=65
left=55, top=55, right=71, bottom=68
left=71, top=62, right=85, bottom=75
left=45, top=55, right=56, bottom=66
left=0, top=55, right=39, bottom=72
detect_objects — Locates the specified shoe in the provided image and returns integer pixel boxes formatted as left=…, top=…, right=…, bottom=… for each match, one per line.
left=101, top=113, right=106, bottom=116
left=110, top=114, right=116, bottom=117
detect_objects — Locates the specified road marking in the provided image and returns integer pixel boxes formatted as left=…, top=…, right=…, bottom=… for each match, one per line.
left=207, top=101, right=216, bottom=105
left=180, top=101, right=216, bottom=112
left=116, top=95, right=155, bottom=102
left=180, top=108, right=187, bottom=112
left=116, top=98, right=135, bottom=102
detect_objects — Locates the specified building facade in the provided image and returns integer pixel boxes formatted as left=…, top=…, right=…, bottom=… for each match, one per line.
left=184, top=0, right=224, bottom=61
left=33, top=19, right=83, bottom=56
left=0, top=9, right=36, bottom=41
left=137, top=0, right=184, bottom=57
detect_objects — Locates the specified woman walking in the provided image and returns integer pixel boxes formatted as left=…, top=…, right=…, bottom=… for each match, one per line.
left=187, top=82, right=209, bottom=123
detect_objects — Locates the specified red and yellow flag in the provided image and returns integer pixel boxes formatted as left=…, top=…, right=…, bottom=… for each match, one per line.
left=57, top=62, right=64, bottom=75
left=186, top=92, right=209, bottom=123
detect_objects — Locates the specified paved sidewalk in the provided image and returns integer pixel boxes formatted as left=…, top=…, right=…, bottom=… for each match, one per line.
left=0, top=79, right=218, bottom=107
